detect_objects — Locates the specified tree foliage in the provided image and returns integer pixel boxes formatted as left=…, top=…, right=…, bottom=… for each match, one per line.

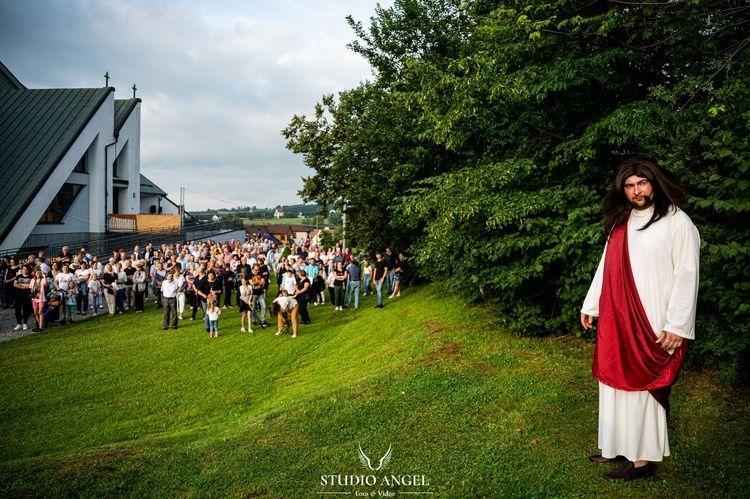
left=284, top=0, right=750, bottom=382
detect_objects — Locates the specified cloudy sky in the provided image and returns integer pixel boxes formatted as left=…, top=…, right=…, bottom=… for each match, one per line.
left=0, top=0, right=391, bottom=211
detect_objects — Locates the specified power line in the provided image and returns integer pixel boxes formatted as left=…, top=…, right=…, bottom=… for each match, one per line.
left=182, top=188, right=248, bottom=208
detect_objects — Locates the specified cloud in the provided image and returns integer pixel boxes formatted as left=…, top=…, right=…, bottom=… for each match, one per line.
left=0, top=0, right=389, bottom=210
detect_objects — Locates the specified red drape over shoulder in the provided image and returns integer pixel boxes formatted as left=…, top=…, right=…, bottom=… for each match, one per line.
left=592, top=223, right=686, bottom=415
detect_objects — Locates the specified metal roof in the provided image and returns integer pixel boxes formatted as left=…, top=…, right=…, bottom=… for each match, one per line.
left=0, top=86, right=113, bottom=245
left=0, top=60, right=25, bottom=90
left=140, top=174, right=168, bottom=196
left=114, top=98, right=141, bottom=136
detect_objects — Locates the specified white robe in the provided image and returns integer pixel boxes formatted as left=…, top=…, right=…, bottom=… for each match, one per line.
left=581, top=205, right=700, bottom=461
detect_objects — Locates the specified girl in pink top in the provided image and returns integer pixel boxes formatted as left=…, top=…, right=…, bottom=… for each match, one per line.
left=29, top=269, right=47, bottom=332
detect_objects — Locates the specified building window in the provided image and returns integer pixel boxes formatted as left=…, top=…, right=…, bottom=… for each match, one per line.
left=73, top=155, right=87, bottom=173
left=38, top=184, right=83, bottom=223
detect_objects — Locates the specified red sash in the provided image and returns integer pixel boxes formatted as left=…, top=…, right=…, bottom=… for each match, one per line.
left=592, top=222, right=685, bottom=415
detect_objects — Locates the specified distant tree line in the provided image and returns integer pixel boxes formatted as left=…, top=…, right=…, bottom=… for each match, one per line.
left=283, top=0, right=750, bottom=383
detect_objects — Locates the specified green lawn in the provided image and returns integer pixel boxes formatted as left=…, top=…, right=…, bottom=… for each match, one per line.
left=0, top=285, right=747, bottom=498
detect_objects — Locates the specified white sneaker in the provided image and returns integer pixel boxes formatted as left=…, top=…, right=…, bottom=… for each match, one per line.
left=248, top=328, right=254, bottom=333
left=13, top=324, right=21, bottom=331
left=100, top=305, right=104, bottom=309
left=22, top=324, right=28, bottom=331
left=241, top=328, right=246, bottom=332
left=275, top=331, right=283, bottom=336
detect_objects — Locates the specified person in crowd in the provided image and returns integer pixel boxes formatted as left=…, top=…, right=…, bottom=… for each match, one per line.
left=332, top=260, right=348, bottom=311
left=235, top=256, right=252, bottom=307
left=313, top=263, right=326, bottom=305
left=114, top=262, right=126, bottom=314
left=580, top=156, right=700, bottom=481
left=250, top=265, right=269, bottom=327
left=238, top=276, right=254, bottom=333
left=151, top=260, right=167, bottom=309
left=56, top=246, right=72, bottom=266
left=100, top=263, right=117, bottom=317
left=132, top=262, right=148, bottom=313
left=346, top=259, right=361, bottom=310
left=12, top=265, right=32, bottom=331
left=198, top=270, right=223, bottom=332
left=326, top=266, right=336, bottom=305
left=87, top=272, right=101, bottom=316
left=74, top=261, right=91, bottom=315
left=206, top=297, right=221, bottom=338
left=389, top=253, right=406, bottom=299
left=222, top=263, right=234, bottom=308
left=123, top=259, right=136, bottom=309
left=373, top=250, right=388, bottom=309
left=29, top=269, right=47, bottom=332
left=293, top=269, right=312, bottom=324
left=0, top=256, right=6, bottom=308
left=161, top=270, right=179, bottom=330
left=173, top=267, right=187, bottom=320
left=271, top=289, right=299, bottom=338
left=190, top=266, right=206, bottom=321
left=361, top=260, right=372, bottom=296
left=384, top=247, right=396, bottom=296
left=4, top=257, right=19, bottom=309
left=257, top=256, right=271, bottom=300
left=63, top=281, right=77, bottom=323
left=281, top=267, right=297, bottom=296
left=55, top=264, right=75, bottom=297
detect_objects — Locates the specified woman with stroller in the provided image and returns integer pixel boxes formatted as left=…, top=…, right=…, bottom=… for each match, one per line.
left=270, top=289, right=299, bottom=338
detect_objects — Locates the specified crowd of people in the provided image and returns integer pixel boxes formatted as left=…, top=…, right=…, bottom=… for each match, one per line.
left=1, top=237, right=407, bottom=338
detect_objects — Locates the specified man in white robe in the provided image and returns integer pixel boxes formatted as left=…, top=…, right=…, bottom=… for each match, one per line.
left=581, top=156, right=700, bottom=481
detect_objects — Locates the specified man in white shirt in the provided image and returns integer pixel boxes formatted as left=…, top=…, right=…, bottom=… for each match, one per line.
left=161, top=272, right=179, bottom=330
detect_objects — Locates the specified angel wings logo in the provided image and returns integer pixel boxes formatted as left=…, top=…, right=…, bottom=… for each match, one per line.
left=357, top=444, right=392, bottom=471
left=318, top=443, right=430, bottom=491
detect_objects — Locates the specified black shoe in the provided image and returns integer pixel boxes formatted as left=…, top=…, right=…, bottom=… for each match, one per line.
left=163, top=327, right=169, bottom=330
left=375, top=304, right=383, bottom=308
left=605, top=461, right=655, bottom=481
left=589, top=455, right=628, bottom=464
left=172, top=326, right=178, bottom=330
left=262, top=322, right=270, bottom=327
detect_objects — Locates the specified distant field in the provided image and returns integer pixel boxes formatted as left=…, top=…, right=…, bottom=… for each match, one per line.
left=1, top=284, right=747, bottom=497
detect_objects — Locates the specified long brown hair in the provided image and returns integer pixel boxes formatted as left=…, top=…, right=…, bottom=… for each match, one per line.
left=602, top=156, right=688, bottom=235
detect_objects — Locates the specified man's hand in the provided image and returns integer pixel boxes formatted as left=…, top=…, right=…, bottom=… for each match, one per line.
left=580, top=313, right=595, bottom=330
left=656, top=331, right=684, bottom=350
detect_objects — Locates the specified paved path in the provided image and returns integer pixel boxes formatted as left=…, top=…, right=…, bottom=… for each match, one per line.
left=0, top=295, right=158, bottom=342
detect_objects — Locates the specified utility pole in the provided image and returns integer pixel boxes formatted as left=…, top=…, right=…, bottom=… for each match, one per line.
left=180, top=187, right=185, bottom=230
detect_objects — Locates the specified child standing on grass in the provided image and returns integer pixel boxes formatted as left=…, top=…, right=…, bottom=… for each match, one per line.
left=206, top=297, right=221, bottom=338
left=87, top=273, right=100, bottom=316
left=238, top=276, right=253, bottom=333
left=64, top=281, right=77, bottom=323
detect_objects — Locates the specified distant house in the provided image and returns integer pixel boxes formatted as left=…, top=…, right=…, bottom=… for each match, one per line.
left=0, top=60, right=142, bottom=252
left=273, top=208, right=284, bottom=219
left=244, top=223, right=311, bottom=246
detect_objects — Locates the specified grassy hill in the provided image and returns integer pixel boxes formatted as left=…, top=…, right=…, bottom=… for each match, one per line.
left=0, top=284, right=747, bottom=497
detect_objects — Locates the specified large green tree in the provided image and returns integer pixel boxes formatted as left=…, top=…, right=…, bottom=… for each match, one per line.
left=284, top=0, right=750, bottom=381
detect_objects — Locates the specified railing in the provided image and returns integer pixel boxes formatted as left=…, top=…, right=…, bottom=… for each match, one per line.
left=1, top=219, right=245, bottom=262
left=108, top=216, right=137, bottom=232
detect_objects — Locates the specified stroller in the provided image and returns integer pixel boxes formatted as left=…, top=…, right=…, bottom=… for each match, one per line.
left=251, top=306, right=267, bottom=330
left=43, top=287, right=63, bottom=325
